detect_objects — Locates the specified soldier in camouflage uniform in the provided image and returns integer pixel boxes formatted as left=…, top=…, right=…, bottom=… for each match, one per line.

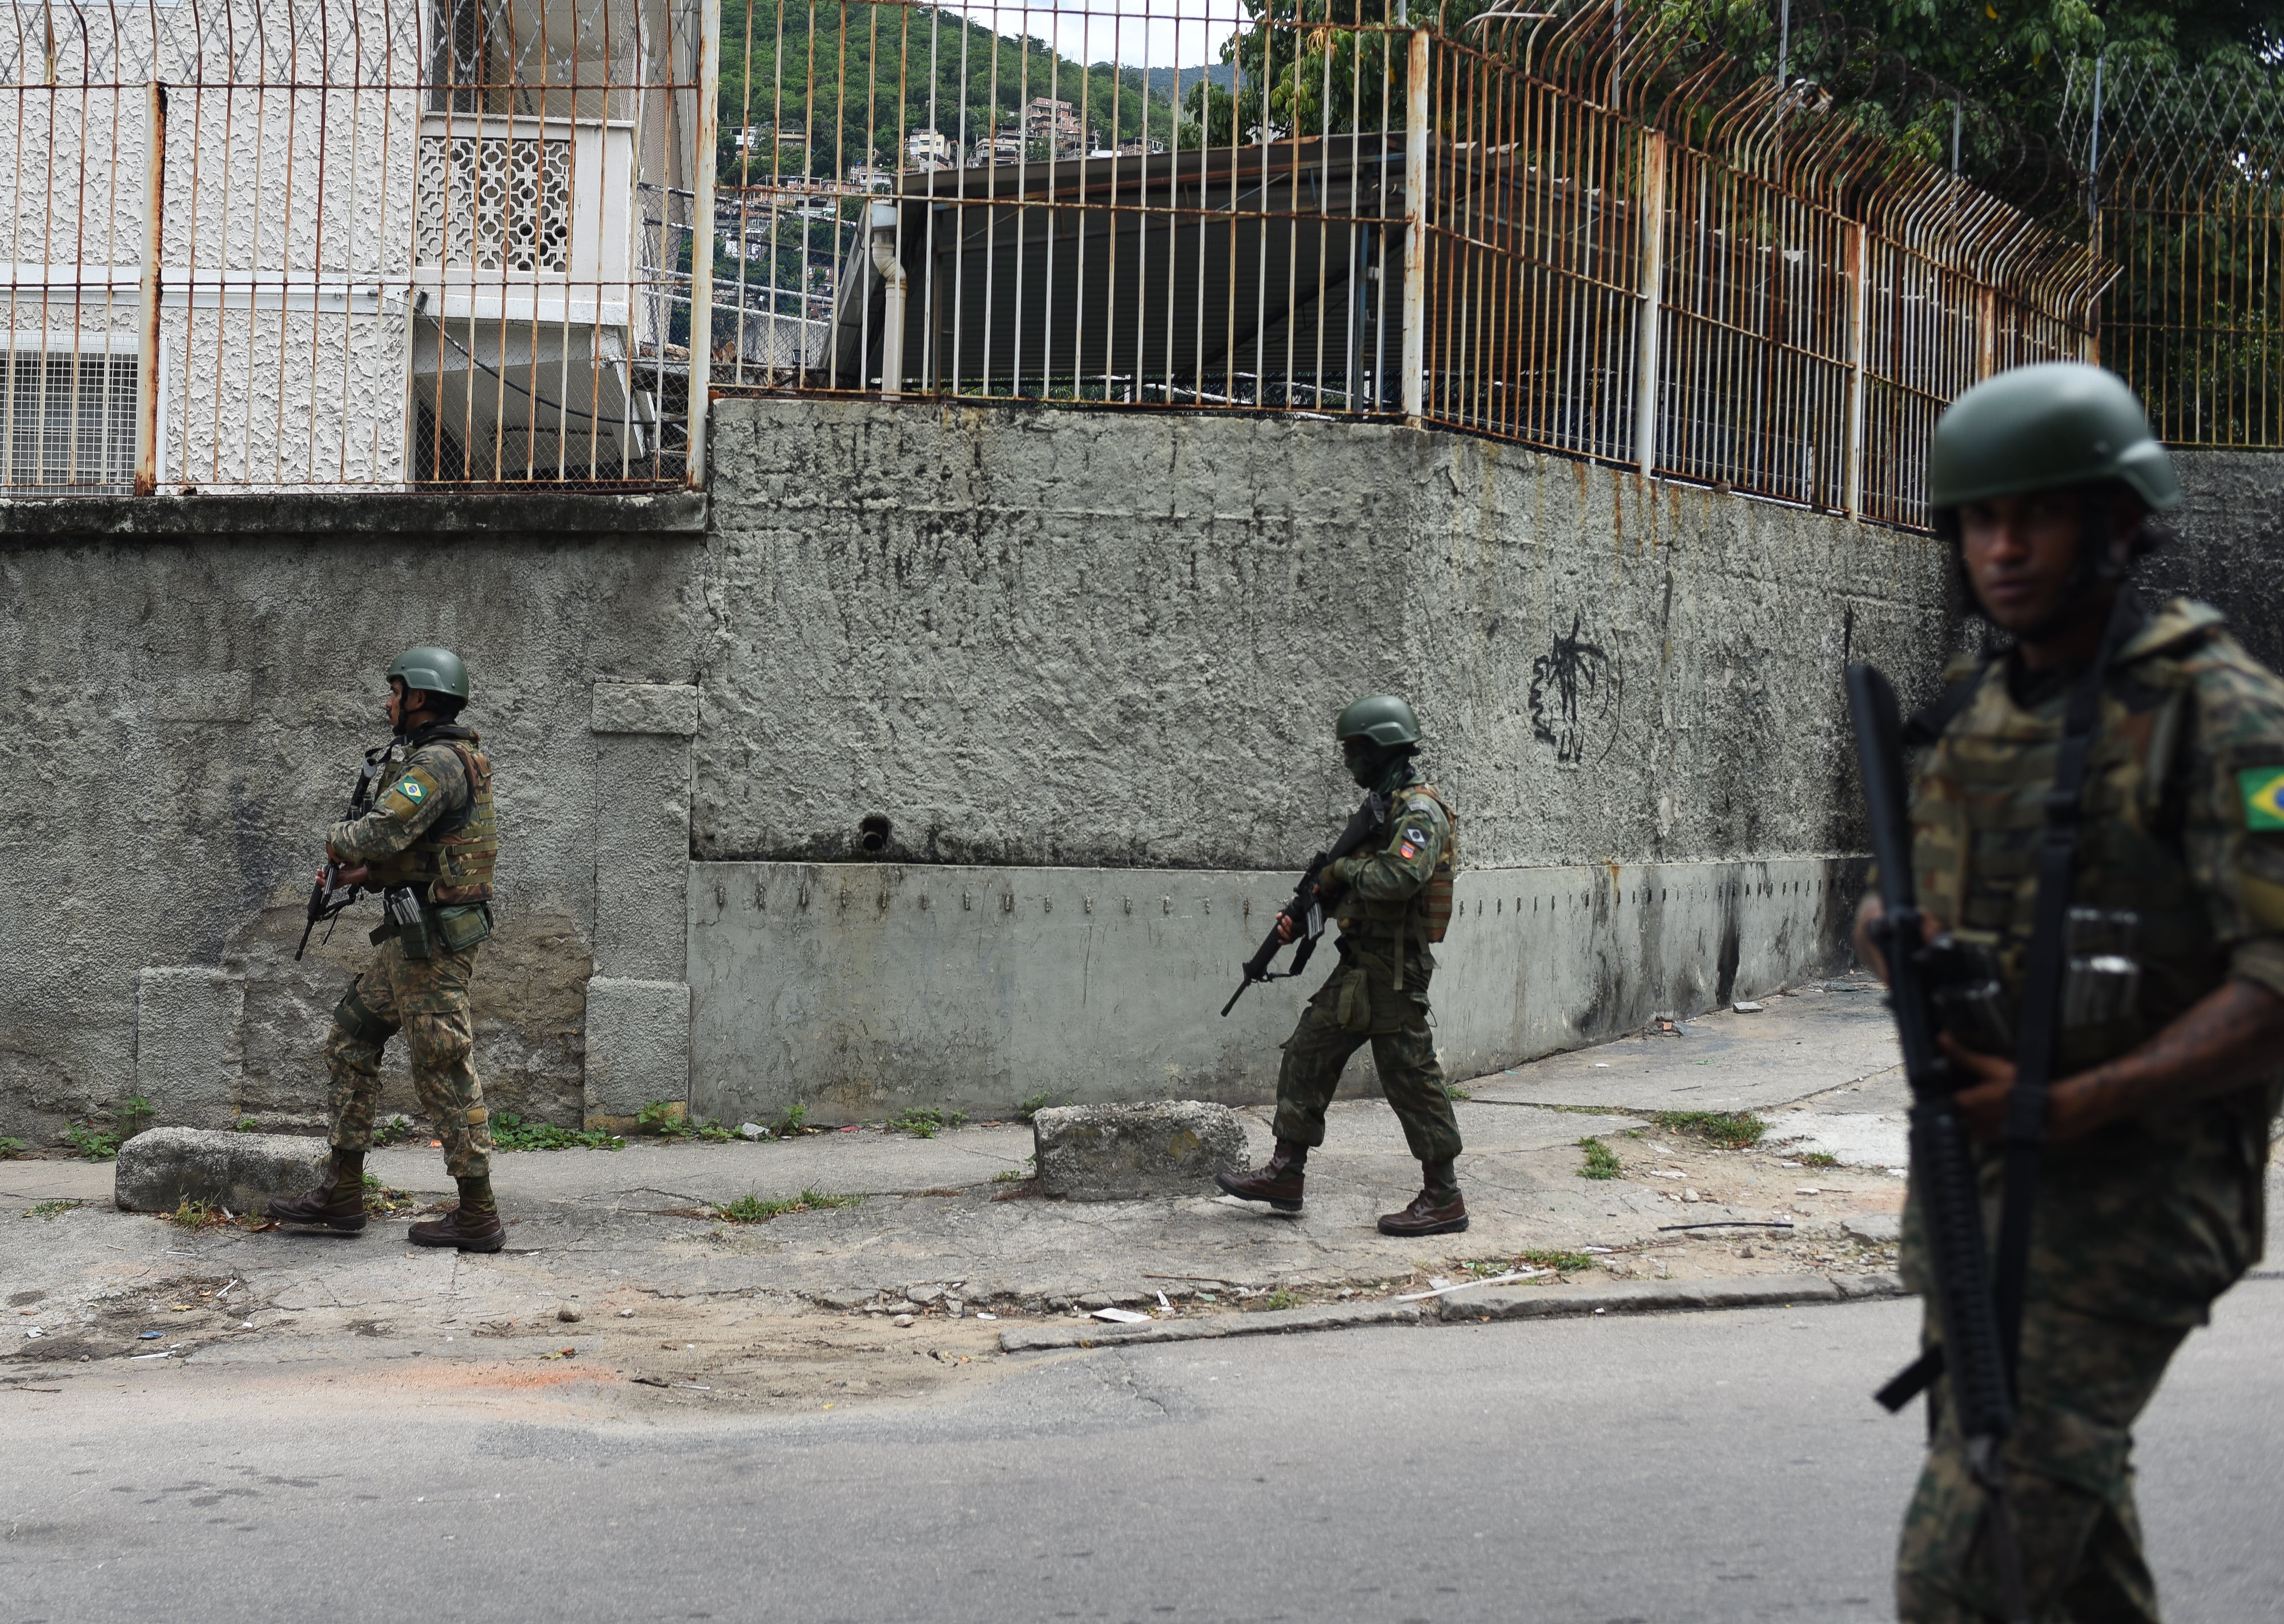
left=1855, top=364, right=2284, bottom=1622
left=1218, top=695, right=1470, bottom=1238
left=270, top=647, right=506, bottom=1252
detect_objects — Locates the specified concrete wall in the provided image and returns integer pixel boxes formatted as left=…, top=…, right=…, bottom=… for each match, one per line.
left=2144, top=450, right=2284, bottom=673
left=0, top=493, right=706, bottom=1142
left=3, top=405, right=1981, bottom=1143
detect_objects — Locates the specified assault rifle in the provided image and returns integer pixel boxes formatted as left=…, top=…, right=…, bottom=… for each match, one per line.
left=295, top=741, right=401, bottom=961
left=1848, top=664, right=2029, bottom=1624
left=1220, top=790, right=1390, bottom=1017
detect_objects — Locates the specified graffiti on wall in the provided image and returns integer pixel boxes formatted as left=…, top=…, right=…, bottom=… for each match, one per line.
left=1529, top=611, right=1621, bottom=765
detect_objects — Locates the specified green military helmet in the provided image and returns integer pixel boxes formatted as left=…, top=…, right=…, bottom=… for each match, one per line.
left=1928, top=361, right=2181, bottom=514
left=1335, top=694, right=1423, bottom=747
left=385, top=646, right=471, bottom=702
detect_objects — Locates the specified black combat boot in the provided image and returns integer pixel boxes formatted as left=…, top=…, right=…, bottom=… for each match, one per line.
left=409, top=1175, right=504, bottom=1253
left=267, top=1150, right=368, bottom=1234
left=1215, top=1138, right=1308, bottom=1213
left=1378, top=1160, right=1469, bottom=1236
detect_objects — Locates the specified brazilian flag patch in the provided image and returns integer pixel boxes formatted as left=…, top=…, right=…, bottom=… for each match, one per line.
left=395, top=777, right=427, bottom=804
left=2239, top=767, right=2284, bottom=831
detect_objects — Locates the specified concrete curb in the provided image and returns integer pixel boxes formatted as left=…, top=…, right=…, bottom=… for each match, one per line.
left=998, top=1272, right=1908, bottom=1352
left=1439, top=1271, right=1904, bottom=1321
left=999, top=1299, right=1424, bottom=1352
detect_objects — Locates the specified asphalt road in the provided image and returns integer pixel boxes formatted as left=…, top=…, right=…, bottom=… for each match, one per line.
left=6, top=1281, right=2279, bottom=1624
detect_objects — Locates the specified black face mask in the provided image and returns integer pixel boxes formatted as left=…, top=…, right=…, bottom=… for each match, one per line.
left=1342, top=736, right=1384, bottom=788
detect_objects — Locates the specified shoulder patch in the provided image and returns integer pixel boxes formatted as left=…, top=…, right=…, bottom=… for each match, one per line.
left=2239, top=767, right=2284, bottom=831
left=395, top=777, right=427, bottom=804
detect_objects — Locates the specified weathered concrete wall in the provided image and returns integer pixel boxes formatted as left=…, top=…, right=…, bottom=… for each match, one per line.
left=682, top=400, right=1946, bottom=1119
left=2145, top=450, right=2284, bottom=673
left=5, top=406, right=1983, bottom=1141
left=0, top=493, right=706, bottom=1144
left=699, top=402, right=1951, bottom=872
left=688, top=856, right=1860, bottom=1121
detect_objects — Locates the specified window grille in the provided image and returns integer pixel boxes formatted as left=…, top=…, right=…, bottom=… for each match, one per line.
left=414, top=134, right=574, bottom=272
left=3, top=348, right=139, bottom=495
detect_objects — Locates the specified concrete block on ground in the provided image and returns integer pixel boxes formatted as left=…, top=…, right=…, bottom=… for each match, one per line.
left=1451, top=1274, right=1848, bottom=1322
left=135, top=968, right=245, bottom=1129
left=584, top=976, right=690, bottom=1130
left=1032, top=1101, right=1246, bottom=1201
left=114, top=1127, right=325, bottom=1213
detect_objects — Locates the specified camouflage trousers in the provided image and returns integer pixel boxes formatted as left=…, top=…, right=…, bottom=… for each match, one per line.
left=1896, top=1299, right=2188, bottom=1623
left=1273, top=954, right=1462, bottom=1166
left=324, top=933, right=492, bottom=1179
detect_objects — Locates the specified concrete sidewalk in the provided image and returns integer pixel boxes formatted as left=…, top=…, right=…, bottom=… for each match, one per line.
left=5, top=977, right=1918, bottom=1387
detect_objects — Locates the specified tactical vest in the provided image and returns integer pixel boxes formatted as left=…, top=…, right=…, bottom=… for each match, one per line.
left=1911, top=615, right=2226, bottom=1074
left=365, top=735, right=500, bottom=904
left=1342, top=781, right=1461, bottom=943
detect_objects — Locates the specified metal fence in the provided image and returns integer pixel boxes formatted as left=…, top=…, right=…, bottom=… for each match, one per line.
left=710, top=0, right=2101, bottom=528
left=14, top=0, right=2270, bottom=513
left=2066, top=53, right=2284, bottom=449
left=3, top=0, right=711, bottom=494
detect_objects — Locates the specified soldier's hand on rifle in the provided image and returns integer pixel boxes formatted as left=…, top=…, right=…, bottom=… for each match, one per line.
left=1276, top=910, right=1300, bottom=944
left=1938, top=1035, right=2020, bottom=1142
left=1852, top=894, right=1946, bottom=985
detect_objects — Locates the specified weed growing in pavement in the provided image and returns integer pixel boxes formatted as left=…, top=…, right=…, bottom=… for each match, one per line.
left=1442, top=1084, right=1473, bottom=1101
left=1258, top=1288, right=1300, bottom=1311
left=373, top=1115, right=418, bottom=1147
left=120, top=1095, right=154, bottom=1137
left=1517, top=1250, right=1597, bottom=1273
left=0, top=1137, right=26, bottom=1159
left=65, top=1122, right=122, bottom=1161
left=711, top=1189, right=862, bottom=1224
left=1652, top=1110, right=1767, bottom=1150
left=1576, top=1138, right=1622, bottom=1179
left=1015, top=1092, right=1055, bottom=1122
left=490, top=1111, right=624, bottom=1153
left=1798, top=1150, right=1840, bottom=1168
left=234, top=1117, right=260, bottom=1133
left=884, top=1107, right=968, bottom=1139
left=167, top=1198, right=231, bottom=1229
left=776, top=1103, right=811, bottom=1136
left=992, top=1168, right=1029, bottom=1183
left=25, top=1200, right=85, bottom=1220
left=635, top=1101, right=742, bottom=1143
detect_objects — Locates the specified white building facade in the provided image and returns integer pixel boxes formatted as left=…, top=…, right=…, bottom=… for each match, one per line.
left=4, top=0, right=711, bottom=494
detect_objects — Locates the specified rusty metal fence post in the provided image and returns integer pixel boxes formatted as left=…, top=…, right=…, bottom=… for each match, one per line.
left=1842, top=221, right=1866, bottom=519
left=1401, top=26, right=1430, bottom=428
left=1632, top=129, right=1667, bottom=481
left=686, top=0, right=723, bottom=487
left=132, top=79, right=166, bottom=498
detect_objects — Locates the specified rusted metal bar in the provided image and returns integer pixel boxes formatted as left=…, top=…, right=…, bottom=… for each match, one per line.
left=1402, top=26, right=1429, bottom=426
left=1631, top=127, right=1665, bottom=479
left=1843, top=219, right=1865, bottom=519
left=687, top=0, right=723, bottom=486
left=134, top=78, right=166, bottom=498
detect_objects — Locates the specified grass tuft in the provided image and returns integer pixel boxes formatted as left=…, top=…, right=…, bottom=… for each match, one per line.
left=0, top=1136, right=27, bottom=1160
left=1651, top=1110, right=1768, bottom=1150
left=1575, top=1137, right=1622, bottom=1180
left=884, top=1107, right=968, bottom=1139
left=1015, top=1092, right=1054, bottom=1122
left=1442, top=1084, right=1473, bottom=1101
left=25, top=1199, right=85, bottom=1220
left=1798, top=1150, right=1840, bottom=1168
left=65, top=1123, right=122, bottom=1162
left=712, top=1188, right=863, bottom=1224
left=1517, top=1249, right=1597, bottom=1273
left=167, top=1198, right=230, bottom=1230
left=1258, top=1288, right=1300, bottom=1311
left=490, top=1111, right=624, bottom=1153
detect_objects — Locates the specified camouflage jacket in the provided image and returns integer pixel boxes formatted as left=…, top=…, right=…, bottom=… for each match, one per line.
left=329, top=726, right=497, bottom=903
left=1322, top=775, right=1457, bottom=993
left=1900, top=597, right=2284, bottom=1326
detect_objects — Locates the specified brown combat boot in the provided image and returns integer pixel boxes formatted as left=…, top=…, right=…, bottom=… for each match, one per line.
left=408, top=1207, right=505, bottom=1252
left=1378, top=1161, right=1468, bottom=1236
left=267, top=1151, right=367, bottom=1234
left=1215, top=1138, right=1308, bottom=1213
left=409, top=1175, right=504, bottom=1252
